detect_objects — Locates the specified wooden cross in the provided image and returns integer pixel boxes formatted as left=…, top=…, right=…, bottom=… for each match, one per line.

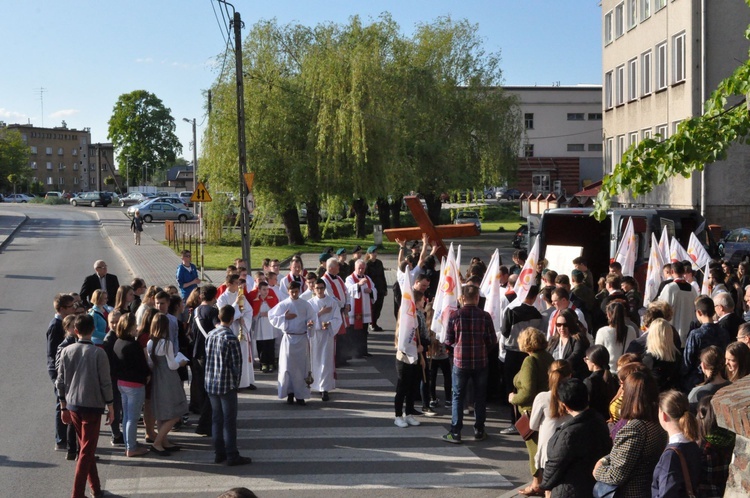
left=383, top=196, right=480, bottom=260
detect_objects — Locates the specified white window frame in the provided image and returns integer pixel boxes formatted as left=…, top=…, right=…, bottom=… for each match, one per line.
left=524, top=143, right=534, bottom=158
left=615, top=3, right=625, bottom=39
left=629, top=132, right=639, bottom=148
left=617, top=135, right=627, bottom=165
left=655, top=0, right=666, bottom=12
left=641, top=0, right=651, bottom=21
left=628, top=58, right=638, bottom=101
left=616, top=65, right=625, bottom=105
left=30, top=146, right=37, bottom=154
left=605, top=138, right=614, bottom=174
left=532, top=173, right=551, bottom=195
left=672, top=120, right=682, bottom=135
left=31, top=161, right=37, bottom=170
left=46, top=147, right=52, bottom=155
left=46, top=176, right=53, bottom=185
left=605, top=71, right=614, bottom=109
left=627, top=0, right=638, bottom=29
left=605, top=11, right=614, bottom=45
left=641, top=50, right=652, bottom=95
left=643, top=128, right=652, bottom=141
left=656, top=41, right=668, bottom=90
left=656, top=124, right=668, bottom=141
left=74, top=177, right=79, bottom=185
left=46, top=162, right=53, bottom=170
left=525, top=113, right=534, bottom=130
left=58, top=177, right=65, bottom=185
left=672, top=31, right=686, bottom=84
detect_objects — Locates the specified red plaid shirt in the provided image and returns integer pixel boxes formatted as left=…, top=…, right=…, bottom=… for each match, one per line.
left=445, top=305, right=497, bottom=370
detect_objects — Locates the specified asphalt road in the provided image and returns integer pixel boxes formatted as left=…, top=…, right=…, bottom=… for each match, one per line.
left=0, top=204, right=528, bottom=498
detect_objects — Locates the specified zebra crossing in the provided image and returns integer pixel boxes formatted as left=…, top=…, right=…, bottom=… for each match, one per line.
left=100, top=359, right=513, bottom=496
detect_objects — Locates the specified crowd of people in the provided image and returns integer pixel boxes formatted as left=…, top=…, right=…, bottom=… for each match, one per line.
left=47, top=239, right=749, bottom=498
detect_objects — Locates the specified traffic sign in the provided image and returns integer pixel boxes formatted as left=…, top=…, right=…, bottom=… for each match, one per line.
left=191, top=182, right=212, bottom=203
left=243, top=172, right=255, bottom=192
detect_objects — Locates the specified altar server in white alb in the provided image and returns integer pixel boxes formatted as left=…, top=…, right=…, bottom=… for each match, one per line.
left=345, top=259, right=377, bottom=358
left=268, top=281, right=316, bottom=405
left=308, top=279, right=342, bottom=401
left=216, top=274, right=256, bottom=390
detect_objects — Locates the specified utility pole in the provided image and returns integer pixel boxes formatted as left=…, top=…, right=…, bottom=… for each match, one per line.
left=232, top=8, right=251, bottom=267
left=96, top=143, right=102, bottom=192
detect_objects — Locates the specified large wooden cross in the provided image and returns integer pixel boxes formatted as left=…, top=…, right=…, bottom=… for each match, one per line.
left=383, top=195, right=480, bottom=260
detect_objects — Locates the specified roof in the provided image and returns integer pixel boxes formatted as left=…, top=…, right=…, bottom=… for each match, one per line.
left=574, top=180, right=602, bottom=197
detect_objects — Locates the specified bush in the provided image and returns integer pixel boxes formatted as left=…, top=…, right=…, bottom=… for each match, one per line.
left=29, top=196, right=68, bottom=205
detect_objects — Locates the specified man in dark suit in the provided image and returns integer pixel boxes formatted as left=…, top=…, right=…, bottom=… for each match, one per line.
left=80, top=260, right=120, bottom=308
left=715, top=292, right=742, bottom=343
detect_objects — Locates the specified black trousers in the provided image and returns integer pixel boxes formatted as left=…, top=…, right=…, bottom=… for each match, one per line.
left=504, top=349, right=528, bottom=424
left=395, top=359, right=421, bottom=417
left=371, top=292, right=385, bottom=326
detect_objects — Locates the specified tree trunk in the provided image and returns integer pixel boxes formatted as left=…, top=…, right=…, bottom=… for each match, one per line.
left=376, top=197, right=391, bottom=230
left=352, top=197, right=368, bottom=238
left=423, top=192, right=442, bottom=226
left=390, top=195, right=402, bottom=228
left=306, top=198, right=322, bottom=242
left=281, top=206, right=305, bottom=245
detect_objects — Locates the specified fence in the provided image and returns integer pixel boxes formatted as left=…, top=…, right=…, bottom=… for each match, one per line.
left=164, top=220, right=200, bottom=255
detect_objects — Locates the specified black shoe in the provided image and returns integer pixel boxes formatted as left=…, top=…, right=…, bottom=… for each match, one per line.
left=111, top=435, right=124, bottom=446
left=296, top=399, right=306, bottom=406
left=287, top=394, right=294, bottom=405
left=362, top=353, right=373, bottom=357
left=227, top=455, right=252, bottom=466
left=245, top=384, right=257, bottom=391
left=409, top=409, right=423, bottom=417
left=149, top=446, right=171, bottom=456
left=322, top=391, right=330, bottom=402
left=422, top=407, right=438, bottom=417
left=214, top=454, right=227, bottom=464
left=336, top=360, right=349, bottom=367
left=66, top=451, right=77, bottom=461
left=474, top=429, right=487, bottom=441
left=55, top=442, right=67, bottom=452
left=372, top=325, right=384, bottom=332
left=163, top=444, right=181, bottom=452
left=195, top=427, right=211, bottom=436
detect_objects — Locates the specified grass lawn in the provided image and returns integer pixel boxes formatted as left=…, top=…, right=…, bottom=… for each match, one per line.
left=481, top=220, right=525, bottom=233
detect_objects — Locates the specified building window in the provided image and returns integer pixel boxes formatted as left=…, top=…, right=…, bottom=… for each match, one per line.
left=57, top=147, right=64, bottom=155
left=567, top=144, right=585, bottom=152
left=628, top=58, right=638, bottom=101
left=616, top=65, right=625, bottom=105
left=32, top=176, right=38, bottom=184
left=47, top=177, right=53, bottom=185
left=627, top=0, right=638, bottom=29
left=588, top=113, right=603, bottom=120
left=72, top=148, right=78, bottom=156
left=524, top=143, right=534, bottom=158
left=655, top=0, right=666, bottom=12
left=641, top=50, right=652, bottom=96
left=672, top=32, right=686, bottom=84
left=46, top=162, right=53, bottom=170
left=672, top=120, right=682, bottom=134
left=605, top=11, right=613, bottom=45
left=46, top=147, right=52, bottom=155
left=605, top=71, right=614, bottom=109
left=641, top=0, right=651, bottom=21
left=73, top=163, right=79, bottom=171
left=629, top=132, right=639, bottom=149
left=605, top=138, right=614, bottom=173
left=30, top=146, right=37, bottom=154
left=58, top=163, right=65, bottom=170
left=643, top=128, right=652, bottom=140
left=617, top=135, right=627, bottom=164
left=567, top=113, right=585, bottom=121
left=532, top=173, right=551, bottom=194
left=656, top=124, right=668, bottom=141
left=74, top=177, right=79, bottom=185
left=524, top=113, right=534, bottom=130
left=30, top=161, right=37, bottom=169
left=589, top=143, right=603, bottom=152
left=615, top=3, right=625, bottom=38
left=58, top=177, right=64, bottom=185
left=656, top=41, right=667, bottom=90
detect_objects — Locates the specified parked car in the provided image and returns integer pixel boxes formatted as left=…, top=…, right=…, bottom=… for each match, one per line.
left=119, top=192, right=151, bottom=207
left=0, top=193, right=4, bottom=202
left=131, top=202, right=194, bottom=223
left=178, top=191, right=193, bottom=207
left=151, top=196, right=189, bottom=209
left=497, top=188, right=522, bottom=200
left=70, top=191, right=112, bottom=207
left=719, top=228, right=750, bottom=264
left=5, top=193, right=34, bottom=203
left=454, top=210, right=482, bottom=231
left=512, top=224, right=529, bottom=249
left=45, top=191, right=62, bottom=199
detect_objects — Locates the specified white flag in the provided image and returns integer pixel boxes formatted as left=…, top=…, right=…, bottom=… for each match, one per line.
left=514, top=236, right=541, bottom=303
left=615, top=217, right=638, bottom=277
left=669, top=237, right=691, bottom=264
left=643, top=233, right=664, bottom=306
left=700, top=262, right=710, bottom=296
left=430, top=244, right=460, bottom=343
left=658, top=225, right=670, bottom=266
left=396, top=264, right=418, bottom=361
left=483, top=249, right=510, bottom=361
left=687, top=232, right=711, bottom=269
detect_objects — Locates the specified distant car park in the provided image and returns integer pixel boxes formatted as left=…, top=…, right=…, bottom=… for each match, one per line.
left=5, top=194, right=34, bottom=203
left=130, top=202, right=195, bottom=223
left=178, top=191, right=193, bottom=207
left=497, top=188, right=522, bottom=200
left=70, top=191, right=112, bottom=207
left=119, top=192, right=152, bottom=207
left=454, top=210, right=482, bottom=231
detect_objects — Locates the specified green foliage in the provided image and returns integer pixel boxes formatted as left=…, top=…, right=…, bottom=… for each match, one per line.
left=108, top=90, right=182, bottom=186
left=593, top=1, right=750, bottom=220
left=0, top=128, right=31, bottom=191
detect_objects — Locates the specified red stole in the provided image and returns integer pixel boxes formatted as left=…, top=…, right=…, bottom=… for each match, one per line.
left=248, top=288, right=280, bottom=316
left=352, top=274, right=372, bottom=329
left=324, top=273, right=349, bottom=332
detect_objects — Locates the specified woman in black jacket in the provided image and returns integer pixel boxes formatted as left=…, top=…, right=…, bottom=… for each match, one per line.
left=547, top=309, right=589, bottom=379
left=583, top=345, right=619, bottom=420
left=113, top=313, right=151, bottom=457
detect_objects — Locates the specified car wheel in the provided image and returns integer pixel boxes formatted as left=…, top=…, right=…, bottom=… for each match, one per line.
left=178, top=214, right=187, bottom=222
left=91, top=201, right=97, bottom=207
left=143, top=215, right=153, bottom=223
left=71, top=200, right=78, bottom=206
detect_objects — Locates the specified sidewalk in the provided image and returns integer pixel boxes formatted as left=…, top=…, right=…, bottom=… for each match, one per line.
left=0, top=209, right=28, bottom=252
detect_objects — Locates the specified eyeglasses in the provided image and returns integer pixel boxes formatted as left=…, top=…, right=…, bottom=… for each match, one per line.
left=96, top=265, right=107, bottom=269
left=555, top=322, right=568, bottom=327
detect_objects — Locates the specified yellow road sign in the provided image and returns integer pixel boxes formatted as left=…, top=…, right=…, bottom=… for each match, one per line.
left=244, top=172, right=255, bottom=192
left=191, top=182, right=212, bottom=203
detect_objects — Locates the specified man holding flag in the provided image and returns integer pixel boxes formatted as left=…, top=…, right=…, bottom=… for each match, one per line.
left=442, top=284, right=497, bottom=444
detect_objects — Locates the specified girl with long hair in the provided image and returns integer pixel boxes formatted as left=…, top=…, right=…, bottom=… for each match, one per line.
left=137, top=307, right=159, bottom=442
left=547, top=309, right=590, bottom=379
left=725, top=341, right=750, bottom=382
left=687, top=346, right=730, bottom=410
left=114, top=285, right=135, bottom=316
left=595, top=302, right=637, bottom=373
left=642, top=318, right=682, bottom=391
left=696, top=395, right=735, bottom=498
left=583, top=344, right=619, bottom=420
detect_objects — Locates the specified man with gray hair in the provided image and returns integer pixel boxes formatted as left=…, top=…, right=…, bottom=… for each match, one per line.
left=715, top=291, right=742, bottom=343
left=322, top=257, right=350, bottom=367
left=80, top=260, right=120, bottom=308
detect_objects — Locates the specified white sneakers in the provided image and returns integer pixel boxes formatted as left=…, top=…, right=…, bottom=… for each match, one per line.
left=394, top=415, right=421, bottom=427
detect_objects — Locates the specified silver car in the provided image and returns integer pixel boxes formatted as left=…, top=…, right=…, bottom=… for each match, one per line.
left=454, top=210, right=482, bottom=231
left=132, top=202, right=194, bottom=223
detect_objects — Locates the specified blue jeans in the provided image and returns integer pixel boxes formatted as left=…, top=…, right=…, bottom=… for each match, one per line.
left=209, top=390, right=239, bottom=460
left=119, top=384, right=145, bottom=452
left=450, top=365, right=488, bottom=435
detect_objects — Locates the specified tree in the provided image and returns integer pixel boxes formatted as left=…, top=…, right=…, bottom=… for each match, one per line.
left=108, top=90, right=182, bottom=186
left=593, top=1, right=750, bottom=221
left=0, top=128, right=30, bottom=191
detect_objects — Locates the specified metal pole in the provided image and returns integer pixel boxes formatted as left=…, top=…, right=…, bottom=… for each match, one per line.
left=232, top=9, right=251, bottom=267
left=192, top=119, right=198, bottom=215
left=96, top=144, right=102, bottom=192
left=200, top=201, right=205, bottom=280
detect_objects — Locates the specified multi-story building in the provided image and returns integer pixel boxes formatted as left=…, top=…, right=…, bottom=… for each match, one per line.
left=505, top=85, right=603, bottom=197
left=602, top=0, right=750, bottom=228
left=5, top=122, right=118, bottom=194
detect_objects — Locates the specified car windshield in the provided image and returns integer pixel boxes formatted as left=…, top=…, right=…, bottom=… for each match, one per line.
left=458, top=212, right=478, bottom=218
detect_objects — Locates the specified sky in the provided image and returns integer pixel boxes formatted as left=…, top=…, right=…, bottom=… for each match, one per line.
left=0, top=0, right=602, bottom=162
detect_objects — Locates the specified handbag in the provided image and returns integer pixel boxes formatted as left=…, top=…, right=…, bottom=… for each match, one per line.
left=592, top=480, right=618, bottom=498
left=514, top=411, right=536, bottom=441
left=667, top=446, right=696, bottom=498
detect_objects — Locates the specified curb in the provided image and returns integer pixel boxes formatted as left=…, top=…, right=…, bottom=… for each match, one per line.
left=0, top=212, right=29, bottom=252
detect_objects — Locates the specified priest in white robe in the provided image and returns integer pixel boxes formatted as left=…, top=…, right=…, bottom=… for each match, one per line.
left=216, top=274, right=256, bottom=390
left=308, top=279, right=342, bottom=400
left=345, top=259, right=377, bottom=358
left=268, top=281, right=316, bottom=405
